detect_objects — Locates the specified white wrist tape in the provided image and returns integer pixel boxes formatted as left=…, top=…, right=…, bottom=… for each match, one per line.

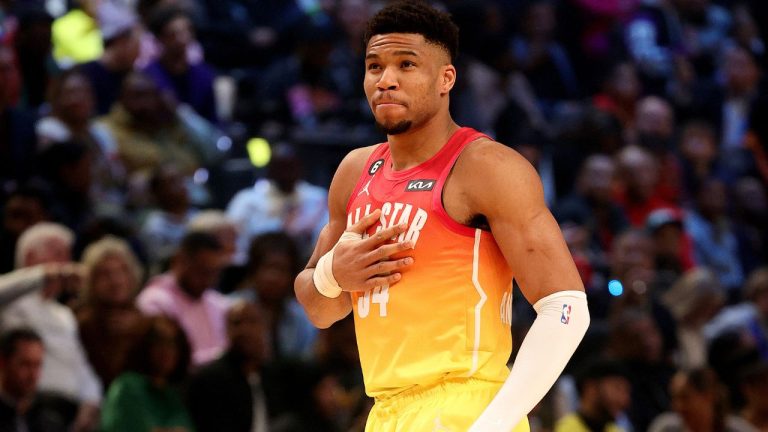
left=312, top=231, right=363, bottom=298
left=469, top=290, right=589, bottom=432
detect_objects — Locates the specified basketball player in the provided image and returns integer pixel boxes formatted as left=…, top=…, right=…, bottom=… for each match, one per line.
left=294, top=2, right=590, bottom=431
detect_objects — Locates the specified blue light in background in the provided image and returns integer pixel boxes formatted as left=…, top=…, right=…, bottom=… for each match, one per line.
left=608, top=279, right=623, bottom=296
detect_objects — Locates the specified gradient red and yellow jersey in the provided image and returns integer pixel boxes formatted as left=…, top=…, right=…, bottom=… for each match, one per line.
left=346, top=127, right=515, bottom=398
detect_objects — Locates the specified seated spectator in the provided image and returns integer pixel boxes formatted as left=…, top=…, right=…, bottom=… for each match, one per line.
left=704, top=267, right=768, bottom=360
left=0, top=44, right=36, bottom=190
left=732, top=177, right=768, bottom=275
left=0, top=328, right=78, bottom=432
left=0, top=183, right=49, bottom=273
left=740, top=361, right=768, bottom=431
left=614, top=145, right=677, bottom=227
left=510, top=0, right=579, bottom=104
left=143, top=7, right=217, bottom=122
left=648, top=368, right=754, bottom=432
left=554, top=154, right=629, bottom=259
left=0, top=222, right=102, bottom=431
left=137, top=231, right=231, bottom=366
left=633, top=96, right=682, bottom=205
left=79, top=2, right=140, bottom=115
left=661, top=268, right=725, bottom=369
left=186, top=210, right=238, bottom=264
left=677, top=121, right=725, bottom=202
left=230, top=232, right=317, bottom=360
left=592, top=61, right=642, bottom=131
left=187, top=301, right=274, bottom=432
left=607, top=308, right=675, bottom=432
left=684, top=177, right=744, bottom=295
left=36, top=67, right=126, bottom=211
left=140, top=162, right=197, bottom=273
left=36, top=141, right=96, bottom=234
left=76, top=236, right=148, bottom=388
left=101, top=316, right=194, bottom=432
left=554, top=358, right=631, bottom=432
left=98, top=71, right=218, bottom=179
left=227, top=143, right=328, bottom=262
left=645, top=207, right=694, bottom=290
left=13, top=4, right=57, bottom=110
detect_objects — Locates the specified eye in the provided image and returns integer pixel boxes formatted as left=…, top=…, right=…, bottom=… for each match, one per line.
left=367, top=63, right=381, bottom=71
left=401, top=60, right=415, bottom=69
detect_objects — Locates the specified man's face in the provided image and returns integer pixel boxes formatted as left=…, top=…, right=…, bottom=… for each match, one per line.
left=176, top=249, right=225, bottom=298
left=364, top=33, right=454, bottom=135
left=0, top=340, right=44, bottom=400
left=160, top=16, right=193, bottom=57
left=25, top=238, right=71, bottom=267
left=227, top=303, right=270, bottom=362
left=596, top=376, right=631, bottom=418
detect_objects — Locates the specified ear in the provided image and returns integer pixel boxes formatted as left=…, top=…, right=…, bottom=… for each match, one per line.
left=440, top=64, right=456, bottom=95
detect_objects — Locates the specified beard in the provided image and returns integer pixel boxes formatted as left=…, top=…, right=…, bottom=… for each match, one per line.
left=376, top=119, right=412, bottom=135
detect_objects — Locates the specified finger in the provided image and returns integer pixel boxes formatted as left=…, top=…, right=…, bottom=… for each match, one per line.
left=365, top=273, right=403, bottom=289
left=368, top=240, right=415, bottom=261
left=365, top=222, right=409, bottom=246
left=365, top=257, right=414, bottom=277
left=347, top=209, right=382, bottom=235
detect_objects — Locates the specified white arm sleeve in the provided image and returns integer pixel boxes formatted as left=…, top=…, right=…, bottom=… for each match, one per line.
left=468, top=290, right=589, bottom=431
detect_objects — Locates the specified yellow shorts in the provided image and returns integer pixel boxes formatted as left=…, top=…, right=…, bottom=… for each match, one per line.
left=365, top=378, right=530, bottom=432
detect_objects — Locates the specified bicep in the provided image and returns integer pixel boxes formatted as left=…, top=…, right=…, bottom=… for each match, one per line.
left=468, top=143, right=583, bottom=304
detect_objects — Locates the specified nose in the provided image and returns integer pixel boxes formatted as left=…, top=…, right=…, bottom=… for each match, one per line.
left=377, top=66, right=399, bottom=91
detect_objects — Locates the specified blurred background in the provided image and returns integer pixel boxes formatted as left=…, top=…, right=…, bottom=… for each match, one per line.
left=0, top=0, right=767, bottom=431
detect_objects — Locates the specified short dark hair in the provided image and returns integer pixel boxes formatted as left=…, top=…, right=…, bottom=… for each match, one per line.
left=125, top=316, right=191, bottom=383
left=0, top=328, right=43, bottom=359
left=364, top=1, right=459, bottom=63
left=574, top=358, right=629, bottom=395
left=148, top=6, right=190, bottom=38
left=247, top=231, right=300, bottom=276
left=178, top=231, right=222, bottom=257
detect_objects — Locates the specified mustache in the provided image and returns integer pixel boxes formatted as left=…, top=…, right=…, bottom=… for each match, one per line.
left=373, top=93, right=407, bottom=106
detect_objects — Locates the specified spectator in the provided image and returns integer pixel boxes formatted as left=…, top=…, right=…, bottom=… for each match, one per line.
left=36, top=141, right=95, bottom=234
left=227, top=143, right=328, bottom=261
left=98, top=71, right=217, bottom=179
left=661, top=268, right=725, bottom=369
left=187, top=301, right=274, bottom=432
left=648, top=368, right=754, bottom=432
left=607, top=308, right=675, bottom=431
left=614, top=145, right=676, bottom=227
left=732, top=177, right=768, bottom=275
left=0, top=328, right=78, bottom=432
left=230, top=231, right=317, bottom=360
left=0, top=222, right=102, bottom=432
left=76, top=236, right=148, bottom=388
left=555, top=154, right=629, bottom=259
left=677, top=121, right=724, bottom=201
left=554, top=358, right=631, bottom=432
left=186, top=210, right=238, bottom=264
left=140, top=162, right=197, bottom=273
left=684, top=177, right=744, bottom=295
left=101, top=316, right=194, bottom=432
left=79, top=2, right=140, bottom=115
left=0, top=183, right=49, bottom=273
left=35, top=67, right=126, bottom=211
left=645, top=207, right=694, bottom=289
left=12, top=4, right=57, bottom=110
left=592, top=61, right=642, bottom=131
left=510, top=0, right=580, bottom=104
left=634, top=96, right=682, bottom=204
left=0, top=44, right=36, bottom=189
left=137, top=231, right=231, bottom=366
left=143, top=7, right=218, bottom=123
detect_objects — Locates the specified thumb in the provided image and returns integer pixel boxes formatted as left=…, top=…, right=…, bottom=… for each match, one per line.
left=346, top=209, right=381, bottom=235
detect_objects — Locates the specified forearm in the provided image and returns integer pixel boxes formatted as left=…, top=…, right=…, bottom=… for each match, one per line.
left=0, top=266, right=45, bottom=306
left=294, top=268, right=352, bottom=329
left=470, top=291, right=589, bottom=431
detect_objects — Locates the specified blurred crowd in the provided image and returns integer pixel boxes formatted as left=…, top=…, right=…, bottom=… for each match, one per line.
left=0, top=0, right=766, bottom=431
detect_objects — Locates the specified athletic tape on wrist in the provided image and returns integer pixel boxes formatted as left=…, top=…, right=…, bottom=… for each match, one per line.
left=312, top=231, right=363, bottom=298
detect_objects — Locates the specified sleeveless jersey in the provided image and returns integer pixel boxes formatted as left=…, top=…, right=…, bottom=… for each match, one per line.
left=346, top=127, right=515, bottom=398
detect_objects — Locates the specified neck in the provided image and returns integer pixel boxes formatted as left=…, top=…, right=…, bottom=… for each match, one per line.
left=160, top=53, right=188, bottom=75
left=387, top=111, right=459, bottom=171
left=743, top=406, right=768, bottom=428
left=687, top=411, right=715, bottom=432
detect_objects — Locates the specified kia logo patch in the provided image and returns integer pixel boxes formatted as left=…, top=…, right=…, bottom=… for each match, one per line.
left=405, top=179, right=435, bottom=192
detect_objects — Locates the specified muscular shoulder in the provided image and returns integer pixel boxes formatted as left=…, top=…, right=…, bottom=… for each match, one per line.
left=452, top=138, right=544, bottom=218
